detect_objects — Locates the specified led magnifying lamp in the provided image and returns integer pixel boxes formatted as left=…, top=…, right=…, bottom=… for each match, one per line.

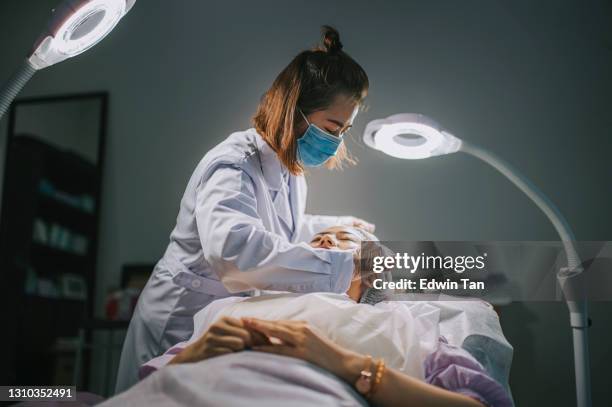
left=364, top=113, right=591, bottom=407
left=363, top=113, right=462, bottom=159
left=0, top=0, right=136, bottom=120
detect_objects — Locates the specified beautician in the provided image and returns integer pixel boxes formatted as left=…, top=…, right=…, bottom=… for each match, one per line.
left=115, top=26, right=373, bottom=392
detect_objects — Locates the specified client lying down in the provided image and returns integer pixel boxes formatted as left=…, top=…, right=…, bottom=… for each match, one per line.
left=104, top=227, right=513, bottom=407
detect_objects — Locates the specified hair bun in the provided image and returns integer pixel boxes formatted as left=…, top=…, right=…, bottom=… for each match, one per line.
left=321, top=25, right=343, bottom=54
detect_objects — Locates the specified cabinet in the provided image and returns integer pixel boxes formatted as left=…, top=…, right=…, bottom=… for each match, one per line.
left=0, top=93, right=107, bottom=386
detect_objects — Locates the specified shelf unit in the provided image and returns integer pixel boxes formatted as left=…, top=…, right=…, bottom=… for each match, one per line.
left=0, top=93, right=107, bottom=387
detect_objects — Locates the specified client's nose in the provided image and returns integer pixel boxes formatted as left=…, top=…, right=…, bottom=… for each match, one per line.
left=319, top=235, right=336, bottom=249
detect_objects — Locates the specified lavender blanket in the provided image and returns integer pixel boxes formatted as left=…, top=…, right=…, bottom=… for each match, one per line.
left=102, top=352, right=367, bottom=407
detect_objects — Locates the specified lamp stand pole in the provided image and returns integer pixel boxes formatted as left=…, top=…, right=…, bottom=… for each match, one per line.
left=460, top=141, right=591, bottom=407
left=0, top=60, right=37, bottom=121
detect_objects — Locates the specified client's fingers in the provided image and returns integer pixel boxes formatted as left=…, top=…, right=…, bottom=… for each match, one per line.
left=210, top=320, right=253, bottom=347
left=243, top=319, right=298, bottom=346
left=249, top=328, right=271, bottom=346
left=208, top=335, right=247, bottom=352
left=222, top=316, right=246, bottom=329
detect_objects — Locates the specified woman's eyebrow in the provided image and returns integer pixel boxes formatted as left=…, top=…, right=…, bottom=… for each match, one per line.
left=327, top=118, right=352, bottom=128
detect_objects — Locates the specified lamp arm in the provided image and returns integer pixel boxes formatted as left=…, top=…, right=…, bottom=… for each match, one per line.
left=0, top=59, right=37, bottom=122
left=459, top=141, right=580, bottom=270
left=460, top=140, right=591, bottom=407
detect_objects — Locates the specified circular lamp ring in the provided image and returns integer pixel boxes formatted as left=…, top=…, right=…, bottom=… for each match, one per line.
left=54, top=0, right=126, bottom=56
left=363, top=113, right=462, bottom=159
left=27, top=0, right=135, bottom=70
left=375, top=122, right=444, bottom=159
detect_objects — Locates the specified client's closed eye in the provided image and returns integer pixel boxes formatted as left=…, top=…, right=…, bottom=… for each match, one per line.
left=337, top=232, right=358, bottom=242
left=310, top=236, right=322, bottom=243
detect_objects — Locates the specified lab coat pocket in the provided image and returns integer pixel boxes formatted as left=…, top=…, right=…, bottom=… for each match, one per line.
left=171, top=271, right=230, bottom=297
left=163, top=249, right=231, bottom=297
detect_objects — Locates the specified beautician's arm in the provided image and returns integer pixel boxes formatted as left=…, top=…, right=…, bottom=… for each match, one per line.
left=244, top=319, right=485, bottom=407
left=197, top=165, right=355, bottom=294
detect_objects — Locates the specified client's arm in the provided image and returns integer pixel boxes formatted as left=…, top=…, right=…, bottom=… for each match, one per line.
left=245, top=318, right=509, bottom=407
left=139, top=313, right=269, bottom=380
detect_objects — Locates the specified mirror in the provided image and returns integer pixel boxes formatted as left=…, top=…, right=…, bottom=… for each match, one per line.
left=11, top=95, right=105, bottom=164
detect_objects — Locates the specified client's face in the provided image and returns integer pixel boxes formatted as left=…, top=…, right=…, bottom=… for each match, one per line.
left=309, top=226, right=362, bottom=251
left=309, top=226, right=365, bottom=302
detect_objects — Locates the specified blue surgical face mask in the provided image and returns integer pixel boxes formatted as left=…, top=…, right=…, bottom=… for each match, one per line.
left=297, top=109, right=344, bottom=167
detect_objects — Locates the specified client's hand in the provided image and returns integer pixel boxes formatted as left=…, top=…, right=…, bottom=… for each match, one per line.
left=245, top=319, right=488, bottom=407
left=243, top=318, right=365, bottom=383
left=169, top=316, right=270, bottom=365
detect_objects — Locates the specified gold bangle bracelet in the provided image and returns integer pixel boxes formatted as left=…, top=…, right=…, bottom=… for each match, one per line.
left=369, top=358, right=386, bottom=397
left=354, top=355, right=373, bottom=396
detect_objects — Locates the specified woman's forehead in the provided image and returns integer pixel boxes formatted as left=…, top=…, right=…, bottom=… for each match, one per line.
left=324, top=96, right=359, bottom=124
left=318, top=226, right=362, bottom=238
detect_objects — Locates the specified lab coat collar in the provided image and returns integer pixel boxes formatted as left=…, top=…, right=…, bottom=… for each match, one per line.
left=252, top=129, right=288, bottom=192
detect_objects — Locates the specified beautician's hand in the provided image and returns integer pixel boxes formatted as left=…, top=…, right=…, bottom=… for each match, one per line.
left=243, top=318, right=365, bottom=383
left=351, top=217, right=375, bottom=233
left=169, top=316, right=270, bottom=365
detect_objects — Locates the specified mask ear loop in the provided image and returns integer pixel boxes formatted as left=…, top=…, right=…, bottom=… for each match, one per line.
left=298, top=108, right=310, bottom=126
left=299, top=108, right=344, bottom=139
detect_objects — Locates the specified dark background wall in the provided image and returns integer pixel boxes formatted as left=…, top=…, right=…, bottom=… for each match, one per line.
left=1, top=0, right=610, bottom=404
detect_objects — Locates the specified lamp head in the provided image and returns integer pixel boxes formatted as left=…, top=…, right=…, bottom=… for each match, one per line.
left=363, top=113, right=462, bottom=159
left=28, top=0, right=136, bottom=70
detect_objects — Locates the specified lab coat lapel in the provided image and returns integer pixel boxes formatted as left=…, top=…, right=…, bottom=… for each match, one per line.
left=273, top=176, right=293, bottom=235
left=288, top=174, right=301, bottom=242
left=254, top=132, right=292, bottom=234
left=289, top=175, right=307, bottom=243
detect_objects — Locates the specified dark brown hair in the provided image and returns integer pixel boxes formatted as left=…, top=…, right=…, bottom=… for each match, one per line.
left=253, top=25, right=369, bottom=175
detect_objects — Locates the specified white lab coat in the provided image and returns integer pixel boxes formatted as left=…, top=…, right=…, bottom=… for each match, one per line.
left=115, top=128, right=356, bottom=393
